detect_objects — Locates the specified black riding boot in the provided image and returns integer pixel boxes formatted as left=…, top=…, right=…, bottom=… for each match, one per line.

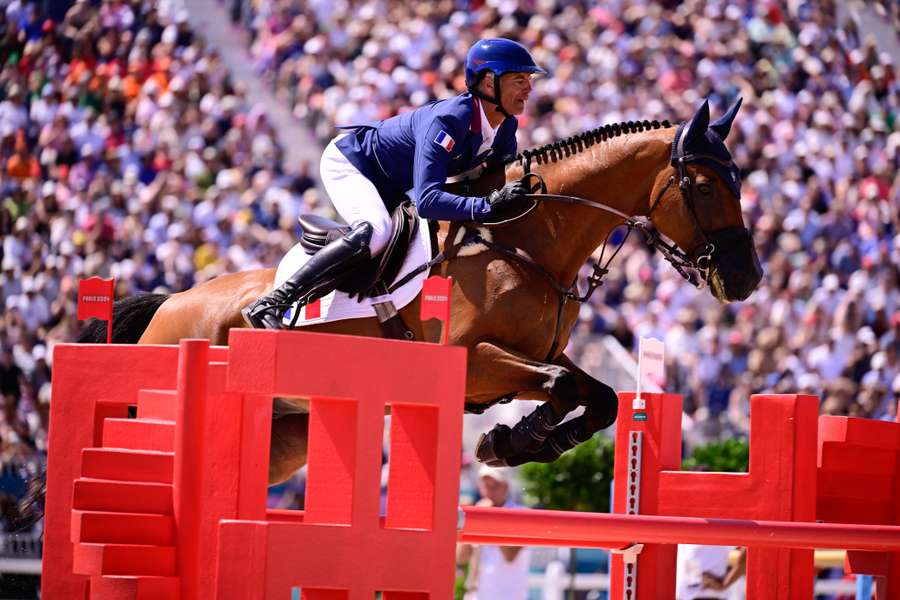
left=242, top=221, right=373, bottom=329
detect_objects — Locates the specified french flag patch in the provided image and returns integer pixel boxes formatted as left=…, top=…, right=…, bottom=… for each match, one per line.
left=434, top=130, right=455, bottom=152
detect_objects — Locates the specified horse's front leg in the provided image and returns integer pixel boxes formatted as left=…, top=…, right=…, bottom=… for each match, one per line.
left=467, top=341, right=582, bottom=467
left=505, top=353, right=618, bottom=465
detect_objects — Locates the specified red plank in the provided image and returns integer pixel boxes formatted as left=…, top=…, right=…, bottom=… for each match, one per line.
left=73, top=478, right=173, bottom=514
left=73, top=543, right=176, bottom=577
left=81, top=448, right=174, bottom=483
left=71, top=510, right=174, bottom=545
left=102, top=419, right=175, bottom=452
left=136, top=389, right=177, bottom=421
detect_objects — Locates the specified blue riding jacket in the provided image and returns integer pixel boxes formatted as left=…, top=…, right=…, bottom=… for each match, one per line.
left=335, top=93, right=517, bottom=221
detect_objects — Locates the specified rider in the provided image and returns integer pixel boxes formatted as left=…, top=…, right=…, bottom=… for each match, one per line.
left=243, top=37, right=546, bottom=329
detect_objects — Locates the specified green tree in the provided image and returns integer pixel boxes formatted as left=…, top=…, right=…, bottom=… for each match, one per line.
left=682, top=438, right=749, bottom=473
left=520, top=434, right=615, bottom=512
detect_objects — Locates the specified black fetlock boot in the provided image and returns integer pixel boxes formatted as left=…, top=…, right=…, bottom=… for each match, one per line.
left=474, top=403, right=559, bottom=467
left=242, top=221, right=374, bottom=329
left=505, top=416, right=592, bottom=466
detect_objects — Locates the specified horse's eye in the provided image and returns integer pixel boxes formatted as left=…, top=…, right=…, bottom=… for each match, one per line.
left=697, top=182, right=712, bottom=195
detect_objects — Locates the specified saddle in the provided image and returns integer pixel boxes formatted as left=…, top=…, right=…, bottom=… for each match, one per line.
left=297, top=201, right=420, bottom=301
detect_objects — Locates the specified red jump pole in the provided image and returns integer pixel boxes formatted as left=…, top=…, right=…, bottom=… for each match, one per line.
left=458, top=506, right=900, bottom=553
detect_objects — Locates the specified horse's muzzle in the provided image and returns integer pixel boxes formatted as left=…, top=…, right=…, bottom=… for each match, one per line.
left=707, top=227, right=763, bottom=302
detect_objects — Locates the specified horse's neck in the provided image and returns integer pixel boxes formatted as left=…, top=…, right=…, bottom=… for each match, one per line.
left=503, top=131, right=671, bottom=284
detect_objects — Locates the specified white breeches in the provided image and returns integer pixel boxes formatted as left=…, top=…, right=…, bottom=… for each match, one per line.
left=319, top=135, right=393, bottom=255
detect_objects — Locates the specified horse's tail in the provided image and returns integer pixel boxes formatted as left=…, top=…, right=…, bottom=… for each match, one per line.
left=77, top=292, right=169, bottom=344
left=13, top=466, right=45, bottom=535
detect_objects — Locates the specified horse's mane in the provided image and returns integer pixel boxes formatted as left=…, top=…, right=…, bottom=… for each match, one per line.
left=511, top=118, right=673, bottom=166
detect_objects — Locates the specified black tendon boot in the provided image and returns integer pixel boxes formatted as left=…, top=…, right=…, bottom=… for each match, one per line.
left=242, top=221, right=373, bottom=329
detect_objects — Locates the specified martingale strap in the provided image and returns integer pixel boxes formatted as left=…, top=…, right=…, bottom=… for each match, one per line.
left=388, top=250, right=447, bottom=293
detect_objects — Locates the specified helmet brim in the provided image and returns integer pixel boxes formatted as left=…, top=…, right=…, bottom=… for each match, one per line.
left=471, top=63, right=548, bottom=82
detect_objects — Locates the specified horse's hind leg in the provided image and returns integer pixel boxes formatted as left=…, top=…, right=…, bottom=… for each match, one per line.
left=502, top=353, right=618, bottom=466
left=468, top=341, right=583, bottom=467
left=269, top=413, right=309, bottom=484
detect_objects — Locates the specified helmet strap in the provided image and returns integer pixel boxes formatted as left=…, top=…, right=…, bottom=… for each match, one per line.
left=468, top=72, right=512, bottom=119
left=493, top=75, right=512, bottom=119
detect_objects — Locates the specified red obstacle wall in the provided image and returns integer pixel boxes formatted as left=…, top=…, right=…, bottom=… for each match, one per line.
left=45, top=343, right=183, bottom=599
left=216, top=330, right=467, bottom=600
left=44, top=331, right=467, bottom=600
left=610, top=392, right=817, bottom=598
left=818, top=415, right=900, bottom=596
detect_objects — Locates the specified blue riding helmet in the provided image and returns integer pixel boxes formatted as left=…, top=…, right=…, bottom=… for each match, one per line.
left=464, top=38, right=546, bottom=88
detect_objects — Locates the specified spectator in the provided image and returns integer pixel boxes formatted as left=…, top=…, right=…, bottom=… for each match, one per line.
left=676, top=545, right=746, bottom=600
left=456, top=465, right=530, bottom=600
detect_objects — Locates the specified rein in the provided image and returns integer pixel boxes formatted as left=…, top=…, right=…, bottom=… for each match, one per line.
left=488, top=169, right=712, bottom=307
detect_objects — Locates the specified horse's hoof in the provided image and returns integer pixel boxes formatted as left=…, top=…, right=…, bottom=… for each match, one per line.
left=475, top=425, right=512, bottom=467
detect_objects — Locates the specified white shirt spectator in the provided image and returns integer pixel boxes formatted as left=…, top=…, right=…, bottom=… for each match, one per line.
left=5, top=0, right=24, bottom=23
left=29, top=93, right=59, bottom=127
left=18, top=290, right=51, bottom=332
left=465, top=501, right=531, bottom=600
left=466, top=542, right=530, bottom=600
left=70, top=120, right=106, bottom=155
left=0, top=97, right=27, bottom=132
left=676, top=545, right=733, bottom=600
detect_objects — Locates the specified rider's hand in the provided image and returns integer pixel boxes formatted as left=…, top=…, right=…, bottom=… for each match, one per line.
left=486, top=180, right=529, bottom=213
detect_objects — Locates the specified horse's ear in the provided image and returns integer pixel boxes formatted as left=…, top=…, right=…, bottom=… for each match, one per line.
left=684, top=99, right=710, bottom=146
left=710, top=97, right=743, bottom=140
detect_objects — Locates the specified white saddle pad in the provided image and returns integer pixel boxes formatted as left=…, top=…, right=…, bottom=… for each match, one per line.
left=275, top=216, right=432, bottom=327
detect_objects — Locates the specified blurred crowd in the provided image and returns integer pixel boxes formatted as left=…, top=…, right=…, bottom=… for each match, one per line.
left=237, top=0, right=899, bottom=444
left=0, top=0, right=898, bottom=515
left=0, top=0, right=324, bottom=469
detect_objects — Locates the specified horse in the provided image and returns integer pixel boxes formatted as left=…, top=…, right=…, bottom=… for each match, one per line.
left=79, top=99, right=762, bottom=482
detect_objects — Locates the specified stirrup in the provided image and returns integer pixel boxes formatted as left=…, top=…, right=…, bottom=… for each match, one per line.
left=241, top=298, right=296, bottom=330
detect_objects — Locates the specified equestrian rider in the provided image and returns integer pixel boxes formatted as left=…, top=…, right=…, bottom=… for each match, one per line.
left=243, top=37, right=546, bottom=329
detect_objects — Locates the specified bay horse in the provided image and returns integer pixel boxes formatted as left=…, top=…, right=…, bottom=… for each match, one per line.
left=80, top=99, right=762, bottom=482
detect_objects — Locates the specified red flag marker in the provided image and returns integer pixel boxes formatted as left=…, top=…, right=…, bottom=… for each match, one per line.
left=420, top=275, right=452, bottom=345
left=305, top=298, right=321, bottom=320
left=77, top=277, right=115, bottom=343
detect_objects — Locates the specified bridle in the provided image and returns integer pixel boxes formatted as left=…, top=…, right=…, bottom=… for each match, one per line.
left=479, top=121, right=740, bottom=300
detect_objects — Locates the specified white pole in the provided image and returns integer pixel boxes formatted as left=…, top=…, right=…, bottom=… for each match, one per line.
left=543, top=560, right=566, bottom=600
left=634, top=338, right=645, bottom=410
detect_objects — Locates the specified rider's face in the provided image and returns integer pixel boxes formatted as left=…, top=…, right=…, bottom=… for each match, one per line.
left=498, top=72, right=533, bottom=116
